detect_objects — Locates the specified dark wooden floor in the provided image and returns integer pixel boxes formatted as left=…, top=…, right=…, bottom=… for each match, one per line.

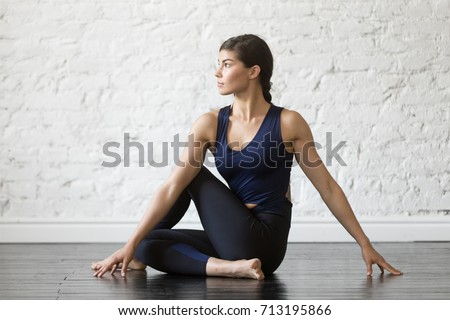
left=0, top=242, right=449, bottom=300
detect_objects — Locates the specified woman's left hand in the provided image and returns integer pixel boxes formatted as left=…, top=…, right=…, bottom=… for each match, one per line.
left=361, top=243, right=403, bottom=276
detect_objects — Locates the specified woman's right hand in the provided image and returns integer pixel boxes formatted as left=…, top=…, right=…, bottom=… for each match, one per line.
left=91, top=243, right=135, bottom=278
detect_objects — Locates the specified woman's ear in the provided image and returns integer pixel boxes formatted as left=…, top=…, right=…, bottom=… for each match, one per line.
left=248, top=65, right=261, bottom=79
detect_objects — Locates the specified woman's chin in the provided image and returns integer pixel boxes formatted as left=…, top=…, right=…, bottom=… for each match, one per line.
left=217, top=89, right=232, bottom=96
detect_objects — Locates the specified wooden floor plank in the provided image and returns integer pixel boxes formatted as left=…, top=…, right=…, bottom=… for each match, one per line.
left=0, top=242, right=449, bottom=300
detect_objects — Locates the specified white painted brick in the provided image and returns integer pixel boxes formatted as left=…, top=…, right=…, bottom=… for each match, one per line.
left=331, top=20, right=379, bottom=38
left=1, top=165, right=40, bottom=181
left=5, top=148, right=40, bottom=165
left=434, top=0, right=450, bottom=17
left=0, top=194, right=10, bottom=216
left=347, top=38, right=377, bottom=53
left=378, top=105, right=409, bottom=124
left=409, top=177, right=442, bottom=199
left=372, top=1, right=408, bottom=19
left=379, top=37, right=410, bottom=54
left=1, top=0, right=448, bottom=223
left=404, top=1, right=433, bottom=18
left=276, top=1, right=314, bottom=18
left=51, top=198, right=113, bottom=218
left=2, top=199, right=48, bottom=218
left=38, top=182, right=73, bottom=200
left=434, top=192, right=450, bottom=209
left=435, top=73, right=450, bottom=88
left=4, top=181, right=37, bottom=199
left=381, top=175, right=409, bottom=194
left=315, top=3, right=343, bottom=20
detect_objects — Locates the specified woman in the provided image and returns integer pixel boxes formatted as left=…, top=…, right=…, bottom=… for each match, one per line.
left=92, top=34, right=402, bottom=280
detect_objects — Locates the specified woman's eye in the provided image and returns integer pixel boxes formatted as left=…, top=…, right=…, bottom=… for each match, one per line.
left=224, top=63, right=230, bottom=68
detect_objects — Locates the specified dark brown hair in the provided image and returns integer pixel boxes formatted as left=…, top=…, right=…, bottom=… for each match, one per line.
left=220, top=34, right=273, bottom=103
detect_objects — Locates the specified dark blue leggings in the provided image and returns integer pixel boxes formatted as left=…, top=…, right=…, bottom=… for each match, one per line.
left=134, top=166, right=292, bottom=276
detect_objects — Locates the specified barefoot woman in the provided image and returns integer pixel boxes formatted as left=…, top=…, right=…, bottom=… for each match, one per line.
left=92, top=34, right=402, bottom=279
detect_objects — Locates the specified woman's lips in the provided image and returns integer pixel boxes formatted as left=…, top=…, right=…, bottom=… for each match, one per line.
left=217, top=82, right=224, bottom=87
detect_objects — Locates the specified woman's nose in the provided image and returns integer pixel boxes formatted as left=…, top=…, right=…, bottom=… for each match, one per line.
left=215, top=66, right=222, bottom=78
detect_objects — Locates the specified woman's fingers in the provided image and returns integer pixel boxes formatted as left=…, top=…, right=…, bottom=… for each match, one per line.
left=92, top=258, right=128, bottom=277
left=363, top=246, right=402, bottom=276
left=379, top=261, right=402, bottom=275
left=111, top=264, right=118, bottom=275
left=93, top=267, right=103, bottom=277
left=93, top=260, right=112, bottom=277
left=98, top=266, right=108, bottom=277
left=366, top=262, right=373, bottom=276
left=121, top=258, right=131, bottom=277
left=92, top=248, right=136, bottom=278
left=366, top=260, right=402, bottom=276
left=93, top=266, right=101, bottom=277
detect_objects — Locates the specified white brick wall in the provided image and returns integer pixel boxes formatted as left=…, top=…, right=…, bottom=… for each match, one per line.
left=1, top=0, right=449, bottom=241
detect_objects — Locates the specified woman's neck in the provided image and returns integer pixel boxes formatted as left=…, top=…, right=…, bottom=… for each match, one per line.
left=231, top=92, right=270, bottom=121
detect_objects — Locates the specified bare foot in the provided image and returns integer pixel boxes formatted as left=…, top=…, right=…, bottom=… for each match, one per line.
left=91, top=258, right=146, bottom=272
left=206, top=257, right=265, bottom=280
left=233, top=258, right=265, bottom=280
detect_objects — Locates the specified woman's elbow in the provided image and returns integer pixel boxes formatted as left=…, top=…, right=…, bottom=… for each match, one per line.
left=319, top=179, right=339, bottom=200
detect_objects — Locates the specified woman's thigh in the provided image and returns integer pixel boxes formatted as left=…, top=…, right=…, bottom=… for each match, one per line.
left=186, top=167, right=291, bottom=262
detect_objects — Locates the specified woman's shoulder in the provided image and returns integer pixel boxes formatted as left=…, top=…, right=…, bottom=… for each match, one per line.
left=279, top=106, right=309, bottom=126
left=278, top=106, right=311, bottom=140
left=189, top=107, right=222, bottom=142
left=194, top=108, right=220, bottom=126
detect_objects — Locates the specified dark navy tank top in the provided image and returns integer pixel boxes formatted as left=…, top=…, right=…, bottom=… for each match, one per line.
left=213, top=103, right=294, bottom=213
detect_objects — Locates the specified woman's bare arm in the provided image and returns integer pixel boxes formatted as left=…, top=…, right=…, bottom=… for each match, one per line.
left=127, top=113, right=214, bottom=249
left=93, top=112, right=216, bottom=277
left=282, top=109, right=402, bottom=275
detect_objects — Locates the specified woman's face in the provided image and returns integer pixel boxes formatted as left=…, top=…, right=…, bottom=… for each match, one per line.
left=215, top=50, right=252, bottom=96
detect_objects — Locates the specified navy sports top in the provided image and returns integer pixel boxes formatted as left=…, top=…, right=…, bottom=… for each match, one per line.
left=213, top=103, right=294, bottom=213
